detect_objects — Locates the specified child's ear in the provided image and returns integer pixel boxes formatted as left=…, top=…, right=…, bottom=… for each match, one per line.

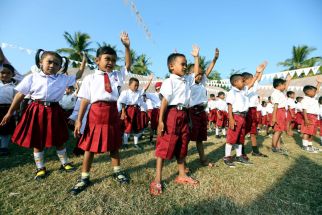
left=95, top=56, right=100, bottom=65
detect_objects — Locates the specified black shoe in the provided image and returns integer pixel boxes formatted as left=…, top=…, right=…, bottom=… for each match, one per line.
left=34, top=167, right=47, bottom=180
left=216, top=135, right=221, bottom=139
left=223, top=156, right=236, bottom=168
left=70, top=177, right=91, bottom=195
left=235, top=156, right=253, bottom=165
left=0, top=148, right=9, bottom=156
left=59, top=162, right=76, bottom=172
left=113, top=171, right=130, bottom=184
left=251, top=152, right=268, bottom=157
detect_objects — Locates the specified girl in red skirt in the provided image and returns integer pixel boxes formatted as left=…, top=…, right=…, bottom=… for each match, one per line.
left=119, top=76, right=153, bottom=150
left=0, top=64, right=16, bottom=156
left=0, top=49, right=85, bottom=179
left=71, top=32, right=132, bottom=195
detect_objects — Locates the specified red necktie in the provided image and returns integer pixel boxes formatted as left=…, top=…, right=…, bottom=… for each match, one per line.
left=104, top=73, right=112, bottom=93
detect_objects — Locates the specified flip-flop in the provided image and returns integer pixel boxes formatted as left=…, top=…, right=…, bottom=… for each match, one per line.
left=174, top=176, right=199, bottom=186
left=149, top=181, right=162, bottom=196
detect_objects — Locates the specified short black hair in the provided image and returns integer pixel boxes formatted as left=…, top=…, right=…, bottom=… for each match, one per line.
left=295, top=96, right=303, bottom=103
left=2, top=64, right=15, bottom=76
left=261, top=101, right=267, bottom=106
left=210, top=94, right=215, bottom=98
left=303, top=85, right=317, bottom=94
left=230, top=74, right=243, bottom=85
left=319, top=96, right=322, bottom=104
left=129, top=77, right=139, bottom=85
left=218, top=91, right=225, bottom=97
left=167, top=53, right=186, bottom=73
left=35, top=49, right=69, bottom=73
left=286, top=91, right=295, bottom=97
left=241, top=72, right=253, bottom=80
left=268, top=96, right=271, bottom=101
left=96, top=46, right=117, bottom=58
left=273, top=78, right=286, bottom=88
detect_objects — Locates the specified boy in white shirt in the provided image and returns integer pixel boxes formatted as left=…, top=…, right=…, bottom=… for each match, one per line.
left=286, top=91, right=296, bottom=136
left=215, top=92, right=227, bottom=138
left=207, top=94, right=217, bottom=131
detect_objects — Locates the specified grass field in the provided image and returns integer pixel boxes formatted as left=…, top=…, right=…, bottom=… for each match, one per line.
left=0, top=130, right=321, bottom=215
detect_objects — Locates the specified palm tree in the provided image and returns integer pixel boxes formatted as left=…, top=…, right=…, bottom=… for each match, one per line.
left=58, top=31, right=95, bottom=67
left=278, top=45, right=322, bottom=70
left=131, top=54, right=152, bottom=75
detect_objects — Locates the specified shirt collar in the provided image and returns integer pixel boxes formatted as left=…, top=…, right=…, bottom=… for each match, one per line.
left=95, top=69, right=115, bottom=76
left=39, top=71, right=59, bottom=78
left=170, top=73, right=185, bottom=81
left=232, top=86, right=242, bottom=92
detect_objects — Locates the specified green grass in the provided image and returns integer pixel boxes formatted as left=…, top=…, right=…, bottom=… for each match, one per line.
left=1, top=130, right=322, bottom=215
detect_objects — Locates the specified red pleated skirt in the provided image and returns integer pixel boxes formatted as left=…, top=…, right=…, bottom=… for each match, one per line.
left=11, top=102, right=68, bottom=149
left=123, top=105, right=143, bottom=133
left=78, top=101, right=122, bottom=153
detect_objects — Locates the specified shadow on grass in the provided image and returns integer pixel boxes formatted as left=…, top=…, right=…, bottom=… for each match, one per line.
left=163, top=155, right=322, bottom=215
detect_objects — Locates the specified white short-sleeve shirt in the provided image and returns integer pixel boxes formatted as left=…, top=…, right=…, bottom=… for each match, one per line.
left=59, top=93, right=77, bottom=110
left=271, top=89, right=287, bottom=108
left=118, top=89, right=144, bottom=105
left=15, top=71, right=76, bottom=102
left=0, top=81, right=16, bottom=104
left=146, top=98, right=154, bottom=110
left=77, top=68, right=127, bottom=103
left=207, top=99, right=217, bottom=110
left=302, top=96, right=319, bottom=115
left=160, top=74, right=193, bottom=107
left=226, top=87, right=249, bottom=112
left=189, top=74, right=208, bottom=107
left=247, top=81, right=259, bottom=108
left=256, top=104, right=262, bottom=112
left=286, top=98, right=296, bottom=110
left=261, top=107, right=267, bottom=116
left=266, top=102, right=273, bottom=114
left=216, top=98, right=228, bottom=111
left=145, top=92, right=161, bottom=108
left=295, top=102, right=302, bottom=113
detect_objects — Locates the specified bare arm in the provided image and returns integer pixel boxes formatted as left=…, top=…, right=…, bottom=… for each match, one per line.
left=157, top=97, right=168, bottom=136
left=303, top=109, right=309, bottom=126
left=120, top=32, right=131, bottom=71
left=247, top=61, right=267, bottom=89
left=0, top=92, right=25, bottom=126
left=0, top=48, right=4, bottom=64
left=228, top=104, right=235, bottom=129
left=74, top=98, right=90, bottom=137
left=315, top=76, right=322, bottom=94
left=285, top=74, right=292, bottom=90
left=191, top=45, right=200, bottom=77
left=271, top=103, right=278, bottom=125
left=143, top=74, right=154, bottom=92
left=75, top=52, right=87, bottom=80
left=205, top=48, right=219, bottom=77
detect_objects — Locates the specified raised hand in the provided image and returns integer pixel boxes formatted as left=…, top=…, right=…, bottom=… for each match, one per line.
left=214, top=48, right=220, bottom=60
left=316, top=75, right=322, bottom=83
left=191, top=45, right=200, bottom=58
left=256, top=61, right=268, bottom=73
left=120, top=32, right=130, bottom=48
left=286, top=73, right=292, bottom=81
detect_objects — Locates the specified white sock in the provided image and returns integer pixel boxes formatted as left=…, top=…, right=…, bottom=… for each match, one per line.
left=113, top=166, right=121, bottom=173
left=216, top=128, right=219, bottom=135
left=81, top=172, right=90, bottom=179
left=236, top=144, right=242, bottom=157
left=133, top=134, right=139, bottom=145
left=56, top=148, right=69, bottom=165
left=222, top=128, right=226, bottom=136
left=123, top=133, right=129, bottom=145
left=0, top=135, right=10, bottom=148
left=34, top=151, right=45, bottom=169
left=225, top=143, right=233, bottom=157
left=302, top=139, right=309, bottom=147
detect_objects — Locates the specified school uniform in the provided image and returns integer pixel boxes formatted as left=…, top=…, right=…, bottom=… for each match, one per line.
left=207, top=99, right=217, bottom=122
left=77, top=68, right=127, bottom=153
left=118, top=89, right=145, bottom=134
left=266, top=102, right=273, bottom=126
left=286, top=98, right=296, bottom=127
left=155, top=74, right=193, bottom=160
left=188, top=74, right=208, bottom=142
left=256, top=104, right=263, bottom=126
left=139, top=100, right=149, bottom=129
left=225, top=86, right=249, bottom=145
left=245, top=82, right=260, bottom=134
left=261, top=106, right=268, bottom=126
left=216, top=99, right=228, bottom=128
left=301, top=96, right=319, bottom=135
left=0, top=80, right=16, bottom=135
left=271, top=89, right=287, bottom=132
left=295, top=102, right=304, bottom=127
left=11, top=71, right=75, bottom=149
left=145, top=92, right=161, bottom=130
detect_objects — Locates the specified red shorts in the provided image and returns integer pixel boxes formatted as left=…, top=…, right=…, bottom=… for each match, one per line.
left=226, top=114, right=246, bottom=145
left=123, top=105, right=143, bottom=133
left=189, top=107, right=207, bottom=142
left=208, top=109, right=217, bottom=122
left=11, top=102, right=68, bottom=149
left=148, top=108, right=160, bottom=130
left=273, top=108, right=287, bottom=132
left=295, top=112, right=304, bottom=126
left=301, top=114, right=318, bottom=136
left=156, top=108, right=190, bottom=160
left=245, top=107, right=258, bottom=134
left=78, top=101, right=122, bottom=153
left=0, top=105, right=16, bottom=135
left=257, top=111, right=262, bottom=125
left=267, top=113, right=272, bottom=126
left=287, top=108, right=296, bottom=122
left=216, top=110, right=228, bottom=128
left=139, top=111, right=148, bottom=129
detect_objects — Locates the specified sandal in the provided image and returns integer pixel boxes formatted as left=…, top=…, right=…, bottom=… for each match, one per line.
left=70, top=177, right=91, bottom=195
left=60, top=162, right=76, bottom=172
left=174, top=176, right=199, bottom=186
left=149, top=181, right=162, bottom=196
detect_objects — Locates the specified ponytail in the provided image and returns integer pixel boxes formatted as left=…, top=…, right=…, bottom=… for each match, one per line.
left=35, top=49, right=45, bottom=68
left=61, top=57, right=69, bottom=74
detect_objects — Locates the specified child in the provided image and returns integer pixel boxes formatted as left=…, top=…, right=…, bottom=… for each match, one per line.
left=261, top=101, right=268, bottom=128
left=301, top=78, right=322, bottom=152
left=149, top=46, right=200, bottom=196
left=119, top=76, right=153, bottom=150
left=189, top=48, right=219, bottom=167
left=0, top=64, right=16, bottom=156
left=139, top=95, right=149, bottom=133
left=242, top=71, right=267, bottom=157
left=207, top=94, right=217, bottom=131
left=271, top=75, right=292, bottom=153
left=215, top=91, right=227, bottom=138
left=0, top=49, right=84, bottom=179
left=256, top=96, right=263, bottom=130
left=295, top=96, right=304, bottom=132
left=71, top=32, right=131, bottom=195
left=145, top=82, right=162, bottom=143
left=265, top=96, right=274, bottom=136
left=223, top=61, right=266, bottom=167
left=286, top=91, right=296, bottom=136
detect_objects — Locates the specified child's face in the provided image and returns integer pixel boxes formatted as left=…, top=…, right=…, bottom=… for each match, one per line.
left=96, top=54, right=117, bottom=72
left=66, top=88, right=73, bottom=94
left=194, top=73, right=203, bottom=84
left=277, top=83, right=286, bottom=91
left=210, top=96, right=215, bottom=100
left=233, top=77, right=245, bottom=90
left=243, top=77, right=252, bottom=85
left=0, top=68, right=13, bottom=83
left=40, top=55, right=62, bottom=74
left=289, top=93, right=295, bottom=99
left=219, top=94, right=225, bottom=100
left=305, top=89, right=316, bottom=98
left=129, top=81, right=139, bottom=92
left=170, top=56, right=187, bottom=77
left=155, top=88, right=160, bottom=93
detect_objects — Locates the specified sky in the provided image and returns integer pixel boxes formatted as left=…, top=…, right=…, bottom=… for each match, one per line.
left=1, top=0, right=321, bottom=79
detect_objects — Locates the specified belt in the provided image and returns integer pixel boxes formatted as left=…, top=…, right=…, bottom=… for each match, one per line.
left=32, top=100, right=59, bottom=107
left=168, top=104, right=187, bottom=111
left=233, top=111, right=247, bottom=117
left=127, top=104, right=138, bottom=108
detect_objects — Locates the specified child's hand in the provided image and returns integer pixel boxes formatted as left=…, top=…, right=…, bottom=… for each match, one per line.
left=74, top=120, right=82, bottom=138
left=304, top=119, right=310, bottom=126
left=0, top=113, right=12, bottom=127
left=191, top=45, right=200, bottom=58
left=286, top=73, right=292, bottom=81
left=157, top=121, right=165, bottom=136
left=120, top=112, right=127, bottom=120
left=214, top=48, right=220, bottom=60
left=229, top=118, right=235, bottom=130
left=149, top=73, right=154, bottom=80
left=120, top=32, right=130, bottom=48
left=256, top=61, right=268, bottom=73
left=316, top=75, right=322, bottom=83
left=271, top=117, right=276, bottom=126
